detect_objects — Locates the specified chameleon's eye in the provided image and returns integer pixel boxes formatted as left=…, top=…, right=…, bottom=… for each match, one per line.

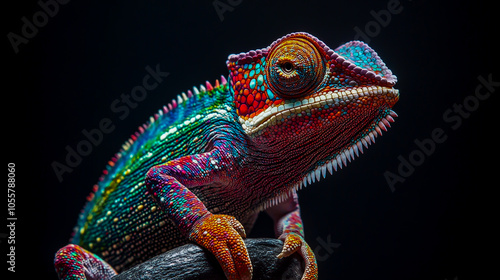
left=266, top=36, right=325, bottom=98
left=281, top=61, right=294, bottom=73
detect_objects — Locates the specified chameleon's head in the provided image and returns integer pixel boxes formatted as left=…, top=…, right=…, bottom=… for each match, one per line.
left=227, top=32, right=399, bottom=188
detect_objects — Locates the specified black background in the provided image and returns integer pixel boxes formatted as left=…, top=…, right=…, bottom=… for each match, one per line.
left=3, top=0, right=497, bottom=279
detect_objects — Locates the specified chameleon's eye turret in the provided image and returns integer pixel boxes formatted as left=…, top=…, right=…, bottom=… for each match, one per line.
left=266, top=36, right=325, bottom=99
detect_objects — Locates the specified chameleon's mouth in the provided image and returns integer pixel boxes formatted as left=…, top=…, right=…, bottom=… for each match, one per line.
left=257, top=86, right=399, bottom=210
left=239, top=85, right=399, bottom=135
left=259, top=107, right=398, bottom=209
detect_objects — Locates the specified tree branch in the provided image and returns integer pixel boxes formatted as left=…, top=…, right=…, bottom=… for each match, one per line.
left=112, top=238, right=304, bottom=280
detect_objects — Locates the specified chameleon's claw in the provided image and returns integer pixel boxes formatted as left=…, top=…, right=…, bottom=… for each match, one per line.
left=278, top=232, right=318, bottom=280
left=189, top=214, right=253, bottom=280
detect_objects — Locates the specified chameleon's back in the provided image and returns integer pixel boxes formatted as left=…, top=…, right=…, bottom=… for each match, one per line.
left=71, top=80, right=235, bottom=271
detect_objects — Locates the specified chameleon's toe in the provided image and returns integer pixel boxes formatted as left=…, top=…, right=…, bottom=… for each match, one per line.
left=278, top=232, right=318, bottom=280
left=189, top=214, right=253, bottom=280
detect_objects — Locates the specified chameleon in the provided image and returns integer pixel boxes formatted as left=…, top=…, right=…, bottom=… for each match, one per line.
left=54, top=32, right=399, bottom=280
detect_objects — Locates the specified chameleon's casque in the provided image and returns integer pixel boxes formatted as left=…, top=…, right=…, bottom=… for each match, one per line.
left=55, top=32, right=399, bottom=280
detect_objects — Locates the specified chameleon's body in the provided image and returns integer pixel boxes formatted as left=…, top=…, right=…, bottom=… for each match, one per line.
left=55, top=32, right=399, bottom=280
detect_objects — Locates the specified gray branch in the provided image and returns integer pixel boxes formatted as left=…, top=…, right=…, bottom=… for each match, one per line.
left=112, top=238, right=304, bottom=280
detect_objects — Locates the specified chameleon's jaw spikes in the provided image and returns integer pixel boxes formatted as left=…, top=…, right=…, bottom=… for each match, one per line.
left=298, top=109, right=398, bottom=186
left=260, top=109, right=397, bottom=211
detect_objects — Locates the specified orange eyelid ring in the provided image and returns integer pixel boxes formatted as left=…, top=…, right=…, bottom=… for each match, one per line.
left=266, top=35, right=326, bottom=99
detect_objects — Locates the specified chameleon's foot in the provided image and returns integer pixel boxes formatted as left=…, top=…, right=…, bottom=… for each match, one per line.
left=54, top=244, right=117, bottom=280
left=189, top=214, right=253, bottom=280
left=277, top=232, right=318, bottom=280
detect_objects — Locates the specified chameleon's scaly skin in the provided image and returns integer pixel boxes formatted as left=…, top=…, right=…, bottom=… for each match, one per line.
left=55, top=32, right=399, bottom=280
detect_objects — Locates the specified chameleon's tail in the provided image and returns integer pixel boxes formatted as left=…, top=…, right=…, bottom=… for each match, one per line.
left=54, top=244, right=117, bottom=280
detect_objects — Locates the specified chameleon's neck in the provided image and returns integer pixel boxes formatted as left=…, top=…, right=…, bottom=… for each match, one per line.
left=231, top=132, right=304, bottom=212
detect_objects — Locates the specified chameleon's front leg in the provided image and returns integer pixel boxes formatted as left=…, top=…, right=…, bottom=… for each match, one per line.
left=146, top=143, right=252, bottom=280
left=266, top=192, right=318, bottom=280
